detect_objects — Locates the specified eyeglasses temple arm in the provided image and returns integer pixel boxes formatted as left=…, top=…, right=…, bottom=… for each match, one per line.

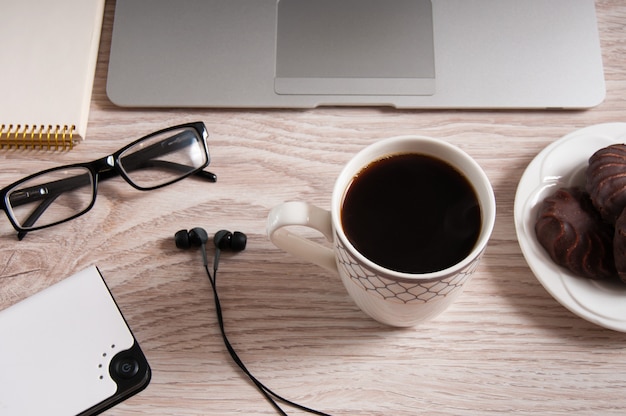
left=118, top=159, right=217, bottom=183
left=10, top=159, right=215, bottom=209
left=16, top=194, right=59, bottom=240
left=8, top=174, right=92, bottom=208
left=196, top=170, right=217, bottom=182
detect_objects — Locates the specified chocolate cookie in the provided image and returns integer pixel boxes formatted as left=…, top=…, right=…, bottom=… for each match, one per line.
left=586, top=144, right=626, bottom=224
left=614, top=207, right=626, bottom=283
left=535, top=187, right=615, bottom=280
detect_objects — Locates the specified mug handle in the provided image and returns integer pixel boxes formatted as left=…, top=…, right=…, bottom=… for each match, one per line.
left=266, top=201, right=338, bottom=273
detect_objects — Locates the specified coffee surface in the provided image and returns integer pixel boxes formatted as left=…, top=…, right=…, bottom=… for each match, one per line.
left=341, top=153, right=481, bottom=274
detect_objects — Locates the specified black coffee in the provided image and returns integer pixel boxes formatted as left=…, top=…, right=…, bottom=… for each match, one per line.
left=341, top=153, right=481, bottom=274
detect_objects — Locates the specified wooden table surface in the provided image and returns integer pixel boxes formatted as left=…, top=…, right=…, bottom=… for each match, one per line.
left=2, top=1, right=626, bottom=415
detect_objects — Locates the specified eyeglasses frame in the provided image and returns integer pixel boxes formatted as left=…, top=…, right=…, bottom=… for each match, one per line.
left=0, top=121, right=215, bottom=240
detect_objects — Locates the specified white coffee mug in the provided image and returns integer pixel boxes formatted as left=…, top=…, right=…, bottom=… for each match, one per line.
left=266, top=136, right=496, bottom=327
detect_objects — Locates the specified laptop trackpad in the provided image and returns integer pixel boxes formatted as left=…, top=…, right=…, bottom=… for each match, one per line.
left=275, top=0, right=435, bottom=96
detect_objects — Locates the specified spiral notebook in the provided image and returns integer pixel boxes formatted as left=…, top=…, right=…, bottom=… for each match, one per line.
left=0, top=0, right=105, bottom=151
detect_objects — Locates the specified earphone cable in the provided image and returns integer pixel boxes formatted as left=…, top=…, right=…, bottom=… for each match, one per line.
left=204, top=264, right=331, bottom=416
left=206, top=265, right=287, bottom=415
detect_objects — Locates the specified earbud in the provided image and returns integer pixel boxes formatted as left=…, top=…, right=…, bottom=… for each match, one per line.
left=175, top=227, right=209, bottom=249
left=213, top=230, right=247, bottom=251
left=212, top=230, right=247, bottom=271
left=175, top=228, right=246, bottom=269
left=175, top=227, right=210, bottom=265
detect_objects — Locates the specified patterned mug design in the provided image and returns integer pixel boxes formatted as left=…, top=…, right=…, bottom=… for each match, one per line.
left=335, top=234, right=482, bottom=304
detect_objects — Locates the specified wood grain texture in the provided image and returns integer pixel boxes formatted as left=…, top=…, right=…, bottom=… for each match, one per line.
left=2, top=1, right=626, bottom=414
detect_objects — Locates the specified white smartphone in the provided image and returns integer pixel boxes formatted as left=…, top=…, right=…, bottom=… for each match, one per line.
left=0, top=265, right=151, bottom=415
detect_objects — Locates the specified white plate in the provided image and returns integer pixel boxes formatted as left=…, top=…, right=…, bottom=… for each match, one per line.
left=514, top=123, right=626, bottom=332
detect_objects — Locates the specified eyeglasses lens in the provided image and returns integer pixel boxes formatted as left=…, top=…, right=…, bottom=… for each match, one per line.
left=118, top=127, right=208, bottom=189
left=6, top=167, right=94, bottom=230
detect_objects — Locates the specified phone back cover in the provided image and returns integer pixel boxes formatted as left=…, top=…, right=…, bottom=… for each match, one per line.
left=0, top=265, right=150, bottom=415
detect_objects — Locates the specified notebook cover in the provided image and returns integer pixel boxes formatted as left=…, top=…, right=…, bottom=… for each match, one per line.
left=0, top=0, right=105, bottom=149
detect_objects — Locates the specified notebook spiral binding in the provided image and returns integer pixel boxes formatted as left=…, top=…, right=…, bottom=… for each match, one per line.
left=0, top=124, right=77, bottom=151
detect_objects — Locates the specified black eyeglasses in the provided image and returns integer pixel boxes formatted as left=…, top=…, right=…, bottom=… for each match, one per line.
left=1, top=122, right=216, bottom=240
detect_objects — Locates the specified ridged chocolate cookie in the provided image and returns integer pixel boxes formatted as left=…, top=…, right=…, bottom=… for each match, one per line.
left=613, top=207, right=626, bottom=283
left=535, top=187, right=615, bottom=280
left=586, top=144, right=626, bottom=224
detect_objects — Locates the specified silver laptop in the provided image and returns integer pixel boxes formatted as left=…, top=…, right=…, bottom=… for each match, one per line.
left=106, top=0, right=605, bottom=109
